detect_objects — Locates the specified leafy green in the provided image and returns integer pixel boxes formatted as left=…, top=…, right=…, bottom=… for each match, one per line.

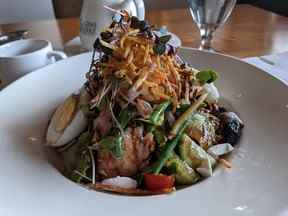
left=196, top=69, right=218, bottom=84
left=153, top=43, right=166, bottom=55
left=99, top=134, right=124, bottom=158
left=158, top=35, right=172, bottom=44
left=76, top=131, right=91, bottom=153
left=70, top=151, right=91, bottom=183
left=153, top=34, right=172, bottom=55
left=99, top=108, right=133, bottom=159
left=99, top=136, right=117, bottom=149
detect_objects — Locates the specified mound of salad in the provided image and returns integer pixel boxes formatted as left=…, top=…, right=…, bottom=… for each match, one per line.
left=46, top=11, right=244, bottom=195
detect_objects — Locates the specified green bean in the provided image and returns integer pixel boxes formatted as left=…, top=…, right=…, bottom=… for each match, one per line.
left=145, top=120, right=190, bottom=174
left=149, top=100, right=171, bottom=126
left=170, top=93, right=208, bottom=137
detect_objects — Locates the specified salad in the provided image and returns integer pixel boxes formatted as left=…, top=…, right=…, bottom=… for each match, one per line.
left=46, top=11, right=244, bottom=195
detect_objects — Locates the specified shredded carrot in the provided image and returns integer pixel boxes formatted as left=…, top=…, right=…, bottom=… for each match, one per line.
left=219, top=158, right=233, bottom=169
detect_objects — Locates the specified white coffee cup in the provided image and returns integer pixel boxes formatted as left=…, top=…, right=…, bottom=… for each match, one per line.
left=0, top=39, right=67, bottom=88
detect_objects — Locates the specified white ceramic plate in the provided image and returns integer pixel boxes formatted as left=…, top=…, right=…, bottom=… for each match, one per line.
left=1, top=48, right=288, bottom=216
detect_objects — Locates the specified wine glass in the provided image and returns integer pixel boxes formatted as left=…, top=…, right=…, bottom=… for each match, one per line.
left=187, top=0, right=237, bottom=51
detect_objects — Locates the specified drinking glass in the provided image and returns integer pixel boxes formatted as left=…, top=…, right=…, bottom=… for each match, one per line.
left=187, top=0, right=237, bottom=51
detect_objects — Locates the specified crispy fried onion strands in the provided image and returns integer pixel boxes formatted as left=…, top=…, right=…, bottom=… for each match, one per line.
left=86, top=23, right=197, bottom=110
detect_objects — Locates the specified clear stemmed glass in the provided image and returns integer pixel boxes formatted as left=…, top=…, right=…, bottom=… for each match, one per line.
left=187, top=0, right=237, bottom=51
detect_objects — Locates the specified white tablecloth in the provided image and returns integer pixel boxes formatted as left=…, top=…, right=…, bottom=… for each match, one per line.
left=244, top=52, right=288, bottom=85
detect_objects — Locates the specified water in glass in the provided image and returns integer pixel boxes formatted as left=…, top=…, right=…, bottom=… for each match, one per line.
left=187, top=0, right=236, bottom=50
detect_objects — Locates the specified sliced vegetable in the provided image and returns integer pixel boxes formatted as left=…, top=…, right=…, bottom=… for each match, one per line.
left=179, top=134, right=216, bottom=177
left=179, top=134, right=216, bottom=168
left=102, top=176, right=137, bottom=189
left=166, top=155, right=199, bottom=185
left=143, top=173, right=174, bottom=191
left=171, top=93, right=208, bottom=137
left=196, top=159, right=213, bottom=177
left=196, top=69, right=218, bottom=84
left=207, top=143, right=234, bottom=158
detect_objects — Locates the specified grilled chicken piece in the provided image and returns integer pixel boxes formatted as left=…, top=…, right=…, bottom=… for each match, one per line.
left=135, top=99, right=152, bottom=118
left=93, top=108, right=112, bottom=138
left=97, top=127, right=155, bottom=178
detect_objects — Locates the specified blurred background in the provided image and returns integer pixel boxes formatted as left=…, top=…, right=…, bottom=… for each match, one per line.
left=0, top=0, right=287, bottom=24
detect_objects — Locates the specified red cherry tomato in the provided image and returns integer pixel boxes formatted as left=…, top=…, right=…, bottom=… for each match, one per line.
left=144, top=173, right=174, bottom=191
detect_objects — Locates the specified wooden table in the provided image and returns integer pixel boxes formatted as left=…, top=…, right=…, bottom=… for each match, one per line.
left=1, top=4, right=288, bottom=58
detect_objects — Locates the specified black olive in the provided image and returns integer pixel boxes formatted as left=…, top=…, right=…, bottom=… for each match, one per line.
left=220, top=113, right=244, bottom=146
